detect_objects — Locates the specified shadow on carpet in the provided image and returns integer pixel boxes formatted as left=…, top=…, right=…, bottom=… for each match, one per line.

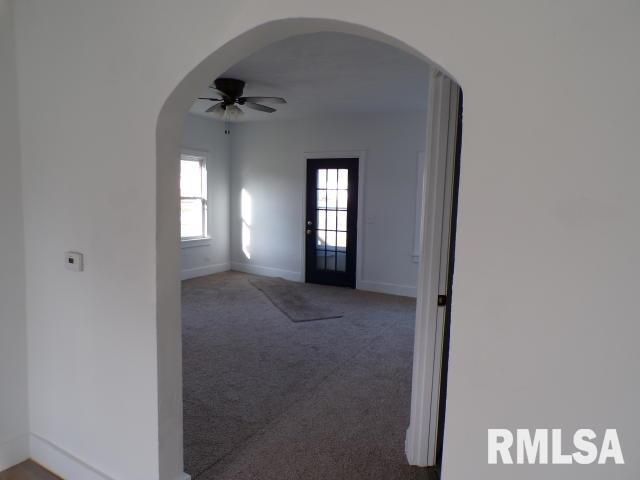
left=249, top=277, right=343, bottom=322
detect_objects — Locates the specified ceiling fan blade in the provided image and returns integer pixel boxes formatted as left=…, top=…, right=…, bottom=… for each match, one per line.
left=243, top=102, right=276, bottom=113
left=240, top=96, right=286, bottom=104
left=198, top=97, right=222, bottom=102
left=207, top=87, right=232, bottom=103
left=205, top=103, right=225, bottom=115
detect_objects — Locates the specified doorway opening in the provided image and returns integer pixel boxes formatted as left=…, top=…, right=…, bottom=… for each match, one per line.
left=156, top=19, right=463, bottom=480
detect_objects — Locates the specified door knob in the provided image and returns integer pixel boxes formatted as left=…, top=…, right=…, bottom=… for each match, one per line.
left=306, top=229, right=312, bottom=235
left=307, top=220, right=313, bottom=226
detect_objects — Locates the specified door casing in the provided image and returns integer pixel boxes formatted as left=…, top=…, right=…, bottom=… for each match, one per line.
left=299, top=150, right=367, bottom=287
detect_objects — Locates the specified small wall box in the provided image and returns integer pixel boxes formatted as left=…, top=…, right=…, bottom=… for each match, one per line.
left=65, top=252, right=84, bottom=272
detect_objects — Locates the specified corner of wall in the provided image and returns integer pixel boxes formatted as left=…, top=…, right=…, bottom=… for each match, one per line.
left=0, top=0, right=30, bottom=471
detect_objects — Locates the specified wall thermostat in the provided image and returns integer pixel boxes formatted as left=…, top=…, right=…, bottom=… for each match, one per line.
left=65, top=251, right=84, bottom=272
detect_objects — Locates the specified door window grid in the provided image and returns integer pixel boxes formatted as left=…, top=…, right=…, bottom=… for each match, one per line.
left=316, top=168, right=348, bottom=272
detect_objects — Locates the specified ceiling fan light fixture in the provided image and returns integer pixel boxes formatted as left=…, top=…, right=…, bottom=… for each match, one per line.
left=200, top=78, right=285, bottom=134
left=200, top=78, right=286, bottom=118
left=225, top=104, right=243, bottom=119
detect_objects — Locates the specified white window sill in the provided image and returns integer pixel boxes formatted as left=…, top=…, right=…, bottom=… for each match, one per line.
left=181, top=237, right=211, bottom=249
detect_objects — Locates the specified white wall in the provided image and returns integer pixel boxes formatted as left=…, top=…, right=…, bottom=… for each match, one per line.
left=180, top=114, right=231, bottom=279
left=8, top=2, right=640, bottom=480
left=229, top=111, right=427, bottom=296
left=14, top=2, right=160, bottom=478
left=0, top=0, right=29, bottom=471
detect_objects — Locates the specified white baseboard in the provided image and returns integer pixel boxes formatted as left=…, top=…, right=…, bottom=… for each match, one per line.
left=230, top=261, right=302, bottom=282
left=0, top=434, right=29, bottom=472
left=181, top=262, right=230, bottom=280
left=29, top=433, right=114, bottom=480
left=229, top=262, right=414, bottom=296
left=358, top=280, right=417, bottom=298
left=27, top=433, right=190, bottom=480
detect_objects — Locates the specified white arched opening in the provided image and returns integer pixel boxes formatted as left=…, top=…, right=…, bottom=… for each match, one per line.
left=156, top=18, right=462, bottom=479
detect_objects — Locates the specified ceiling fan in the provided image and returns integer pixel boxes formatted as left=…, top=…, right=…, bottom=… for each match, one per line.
left=198, top=78, right=286, bottom=118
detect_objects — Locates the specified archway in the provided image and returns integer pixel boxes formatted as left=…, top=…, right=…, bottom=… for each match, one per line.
left=156, top=18, right=462, bottom=479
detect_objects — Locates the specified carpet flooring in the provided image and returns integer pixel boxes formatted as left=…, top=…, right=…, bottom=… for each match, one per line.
left=182, top=271, right=422, bottom=480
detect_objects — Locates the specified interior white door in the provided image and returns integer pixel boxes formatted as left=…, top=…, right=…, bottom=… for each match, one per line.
left=428, top=78, right=461, bottom=467
left=405, top=72, right=461, bottom=467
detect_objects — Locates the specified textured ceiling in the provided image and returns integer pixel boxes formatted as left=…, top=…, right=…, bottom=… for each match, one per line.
left=189, top=32, right=430, bottom=122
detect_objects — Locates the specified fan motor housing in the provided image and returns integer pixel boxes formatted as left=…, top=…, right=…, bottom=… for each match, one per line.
left=214, top=78, right=245, bottom=103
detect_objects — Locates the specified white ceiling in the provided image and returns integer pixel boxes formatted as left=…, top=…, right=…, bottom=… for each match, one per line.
left=189, top=32, right=430, bottom=122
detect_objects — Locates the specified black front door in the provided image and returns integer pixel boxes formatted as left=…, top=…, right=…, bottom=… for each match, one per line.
left=305, top=158, right=359, bottom=288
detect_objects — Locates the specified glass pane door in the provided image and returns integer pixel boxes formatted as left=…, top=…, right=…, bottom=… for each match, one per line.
left=305, top=158, right=359, bottom=288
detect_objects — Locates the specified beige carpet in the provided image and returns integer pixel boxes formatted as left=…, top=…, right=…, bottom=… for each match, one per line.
left=182, top=271, right=424, bottom=479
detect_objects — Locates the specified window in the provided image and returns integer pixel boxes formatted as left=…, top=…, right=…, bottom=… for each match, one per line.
left=180, top=153, right=207, bottom=239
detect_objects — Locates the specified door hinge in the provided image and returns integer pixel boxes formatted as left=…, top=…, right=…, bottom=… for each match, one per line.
left=437, top=295, right=447, bottom=307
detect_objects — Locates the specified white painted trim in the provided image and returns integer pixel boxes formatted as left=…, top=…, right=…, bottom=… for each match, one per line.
left=411, top=151, right=426, bottom=263
left=405, top=72, right=459, bottom=466
left=180, top=237, right=211, bottom=248
left=3, top=434, right=191, bottom=479
left=302, top=150, right=367, bottom=287
left=358, top=280, right=417, bottom=298
left=29, top=433, right=114, bottom=480
left=231, top=261, right=302, bottom=282
left=427, top=77, right=459, bottom=466
left=181, top=262, right=230, bottom=280
left=0, top=434, right=29, bottom=472
left=181, top=146, right=209, bottom=158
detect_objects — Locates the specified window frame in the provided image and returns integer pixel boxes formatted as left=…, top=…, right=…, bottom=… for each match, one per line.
left=180, top=150, right=209, bottom=243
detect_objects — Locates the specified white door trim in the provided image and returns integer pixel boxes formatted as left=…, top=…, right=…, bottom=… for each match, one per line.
left=300, top=150, right=367, bottom=288
left=405, top=72, right=460, bottom=466
left=412, top=151, right=426, bottom=263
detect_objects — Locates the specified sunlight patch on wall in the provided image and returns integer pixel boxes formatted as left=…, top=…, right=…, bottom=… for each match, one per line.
left=241, top=188, right=252, bottom=259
